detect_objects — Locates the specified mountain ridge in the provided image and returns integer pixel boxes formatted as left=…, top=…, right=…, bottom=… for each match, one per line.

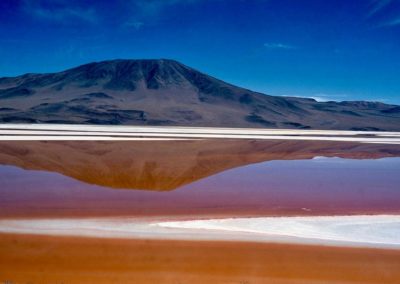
left=1, top=59, right=399, bottom=130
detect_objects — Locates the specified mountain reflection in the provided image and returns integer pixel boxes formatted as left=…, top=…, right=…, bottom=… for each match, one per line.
left=0, top=139, right=399, bottom=191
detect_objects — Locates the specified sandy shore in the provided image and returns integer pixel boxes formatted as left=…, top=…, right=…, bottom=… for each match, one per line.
left=1, top=124, right=400, bottom=143
left=1, top=233, right=400, bottom=284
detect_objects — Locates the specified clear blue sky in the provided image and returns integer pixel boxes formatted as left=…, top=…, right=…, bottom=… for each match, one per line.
left=1, top=0, right=400, bottom=104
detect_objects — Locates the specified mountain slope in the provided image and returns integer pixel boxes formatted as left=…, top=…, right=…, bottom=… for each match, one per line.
left=0, top=59, right=399, bottom=130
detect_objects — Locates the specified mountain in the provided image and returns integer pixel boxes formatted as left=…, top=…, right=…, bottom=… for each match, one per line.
left=0, top=59, right=399, bottom=130
left=0, top=140, right=399, bottom=191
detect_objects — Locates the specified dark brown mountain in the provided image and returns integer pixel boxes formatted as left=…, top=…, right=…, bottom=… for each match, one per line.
left=0, top=59, right=399, bottom=130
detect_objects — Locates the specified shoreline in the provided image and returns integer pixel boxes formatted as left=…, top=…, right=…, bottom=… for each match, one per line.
left=1, top=124, right=400, bottom=143
left=1, top=214, right=399, bottom=249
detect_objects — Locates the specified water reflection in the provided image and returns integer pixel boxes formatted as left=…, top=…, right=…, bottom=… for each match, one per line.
left=0, top=140, right=399, bottom=218
left=0, top=139, right=399, bottom=191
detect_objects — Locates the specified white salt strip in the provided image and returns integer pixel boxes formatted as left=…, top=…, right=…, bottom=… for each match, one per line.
left=1, top=124, right=400, bottom=143
left=157, top=215, right=400, bottom=247
left=0, top=215, right=399, bottom=249
left=1, top=124, right=400, bottom=136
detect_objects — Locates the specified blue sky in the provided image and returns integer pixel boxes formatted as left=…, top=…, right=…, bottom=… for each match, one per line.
left=0, top=0, right=400, bottom=104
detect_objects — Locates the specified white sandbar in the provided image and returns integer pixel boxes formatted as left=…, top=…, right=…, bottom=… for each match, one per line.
left=0, top=215, right=399, bottom=249
left=0, top=124, right=400, bottom=143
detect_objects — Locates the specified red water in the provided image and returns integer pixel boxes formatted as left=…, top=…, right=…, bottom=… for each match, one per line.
left=1, top=156, right=399, bottom=218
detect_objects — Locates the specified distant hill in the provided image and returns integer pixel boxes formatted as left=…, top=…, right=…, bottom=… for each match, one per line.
left=0, top=59, right=399, bottom=130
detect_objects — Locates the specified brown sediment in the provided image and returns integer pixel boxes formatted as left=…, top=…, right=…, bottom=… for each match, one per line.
left=0, top=233, right=399, bottom=284
left=0, top=139, right=399, bottom=191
